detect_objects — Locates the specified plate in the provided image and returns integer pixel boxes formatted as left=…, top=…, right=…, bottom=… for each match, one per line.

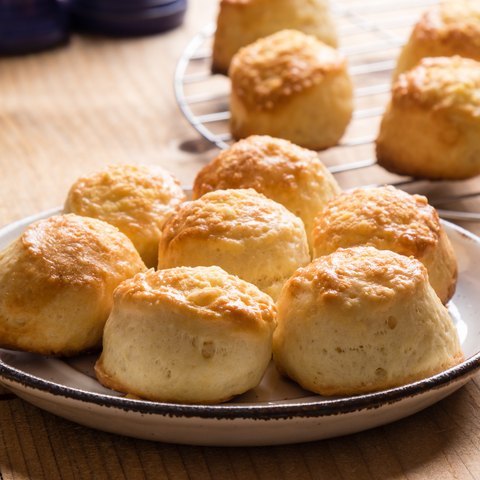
left=0, top=207, right=479, bottom=446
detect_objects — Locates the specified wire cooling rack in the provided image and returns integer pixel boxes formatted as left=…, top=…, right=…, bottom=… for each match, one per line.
left=174, top=0, right=480, bottom=222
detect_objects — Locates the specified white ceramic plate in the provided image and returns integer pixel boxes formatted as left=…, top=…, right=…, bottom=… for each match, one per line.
left=0, top=208, right=479, bottom=447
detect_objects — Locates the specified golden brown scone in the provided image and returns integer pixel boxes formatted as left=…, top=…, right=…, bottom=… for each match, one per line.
left=212, top=0, right=337, bottom=75
left=64, top=164, right=186, bottom=269
left=312, top=186, right=458, bottom=304
left=377, top=56, right=480, bottom=180
left=393, top=0, right=480, bottom=81
left=0, top=214, right=147, bottom=357
left=193, top=135, right=341, bottom=254
left=95, top=266, right=277, bottom=404
left=157, top=188, right=310, bottom=301
left=273, top=247, right=464, bottom=396
left=229, top=30, right=354, bottom=151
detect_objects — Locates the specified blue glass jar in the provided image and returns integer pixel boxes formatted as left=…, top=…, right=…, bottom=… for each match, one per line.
left=0, top=0, right=69, bottom=55
left=68, top=0, right=187, bottom=36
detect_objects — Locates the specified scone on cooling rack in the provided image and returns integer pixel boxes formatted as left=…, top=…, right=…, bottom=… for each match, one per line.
left=64, top=164, right=186, bottom=269
left=377, top=56, right=480, bottom=181
left=312, top=186, right=458, bottom=304
left=393, top=0, right=480, bottom=81
left=0, top=214, right=147, bottom=357
left=95, top=266, right=277, bottom=404
left=212, top=0, right=338, bottom=75
left=192, top=135, right=341, bottom=254
left=273, top=247, right=464, bottom=396
left=157, top=188, right=310, bottom=301
left=229, top=29, right=354, bottom=151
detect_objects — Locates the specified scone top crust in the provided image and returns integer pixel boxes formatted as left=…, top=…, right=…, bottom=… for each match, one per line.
left=115, top=266, right=277, bottom=334
left=416, top=0, right=480, bottom=46
left=65, top=164, right=186, bottom=233
left=313, top=186, right=440, bottom=258
left=16, top=214, right=145, bottom=289
left=161, top=188, right=305, bottom=246
left=285, top=247, right=427, bottom=312
left=193, top=135, right=339, bottom=200
left=394, top=56, right=480, bottom=115
left=230, top=29, right=346, bottom=112
left=0, top=214, right=147, bottom=357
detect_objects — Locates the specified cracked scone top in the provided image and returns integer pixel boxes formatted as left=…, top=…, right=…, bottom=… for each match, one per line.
left=65, top=164, right=186, bottom=269
left=273, top=247, right=464, bottom=396
left=377, top=56, right=480, bottom=180
left=193, top=135, right=341, bottom=254
left=393, top=0, right=480, bottom=80
left=212, top=0, right=337, bottom=75
left=393, top=56, right=480, bottom=113
left=157, top=188, right=310, bottom=301
left=229, top=30, right=354, bottom=150
left=230, top=30, right=344, bottom=111
left=95, top=266, right=277, bottom=404
left=0, top=214, right=147, bottom=357
left=312, top=186, right=458, bottom=304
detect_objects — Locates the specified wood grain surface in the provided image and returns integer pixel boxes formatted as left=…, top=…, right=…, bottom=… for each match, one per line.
left=1, top=0, right=480, bottom=478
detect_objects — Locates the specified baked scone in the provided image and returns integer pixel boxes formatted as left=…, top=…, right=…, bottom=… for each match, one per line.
left=312, top=186, right=458, bottom=304
left=0, top=214, right=147, bottom=357
left=273, top=247, right=464, bottom=396
left=192, top=135, right=341, bottom=253
left=64, top=164, right=186, bottom=269
left=393, top=0, right=480, bottom=81
left=157, top=188, right=310, bottom=301
left=377, top=56, right=480, bottom=180
left=95, top=266, right=278, bottom=404
left=212, top=0, right=337, bottom=75
left=229, top=30, right=354, bottom=151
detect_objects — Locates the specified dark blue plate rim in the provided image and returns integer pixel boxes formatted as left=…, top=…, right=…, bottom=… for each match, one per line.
left=1, top=349, right=479, bottom=420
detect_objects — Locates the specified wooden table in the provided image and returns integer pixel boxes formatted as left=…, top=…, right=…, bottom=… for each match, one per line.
left=1, top=1, right=480, bottom=478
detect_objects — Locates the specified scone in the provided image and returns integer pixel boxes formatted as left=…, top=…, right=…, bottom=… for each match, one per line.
left=229, top=30, right=354, bottom=151
left=393, top=0, right=480, bottom=80
left=64, top=164, right=186, bottom=269
left=192, top=135, right=341, bottom=253
left=212, top=0, right=337, bottom=75
left=273, top=247, right=464, bottom=396
left=95, top=266, right=278, bottom=404
left=0, top=214, right=147, bottom=357
left=312, top=186, right=458, bottom=304
left=377, top=56, right=480, bottom=180
left=157, top=188, right=310, bottom=301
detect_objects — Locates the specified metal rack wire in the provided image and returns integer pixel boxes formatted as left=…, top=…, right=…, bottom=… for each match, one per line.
left=174, top=0, right=480, bottom=221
